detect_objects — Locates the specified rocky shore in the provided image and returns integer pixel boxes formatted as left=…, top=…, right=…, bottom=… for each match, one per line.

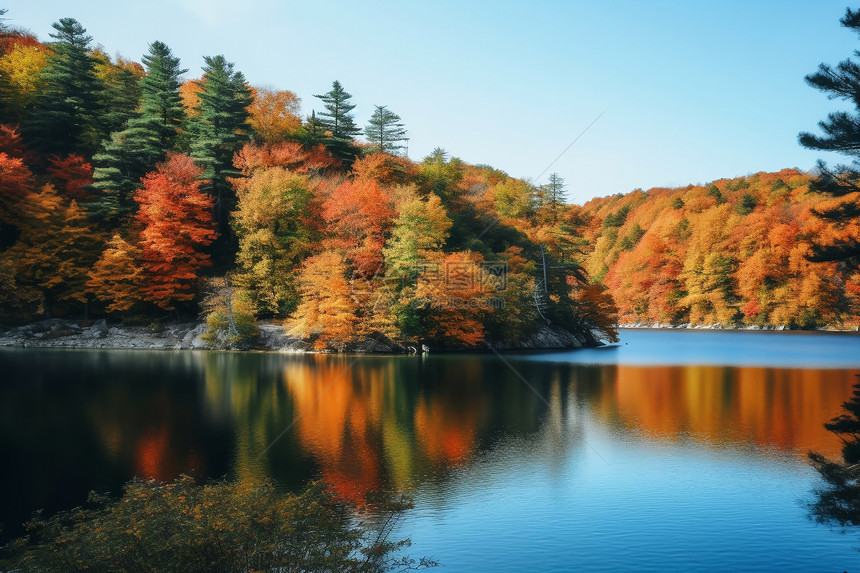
left=0, top=319, right=593, bottom=352
left=0, top=319, right=305, bottom=352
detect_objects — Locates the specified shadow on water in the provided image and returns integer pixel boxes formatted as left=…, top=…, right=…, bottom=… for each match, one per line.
left=807, top=374, right=860, bottom=541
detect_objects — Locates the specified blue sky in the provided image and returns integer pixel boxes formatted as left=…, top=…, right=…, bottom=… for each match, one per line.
left=4, top=1, right=857, bottom=204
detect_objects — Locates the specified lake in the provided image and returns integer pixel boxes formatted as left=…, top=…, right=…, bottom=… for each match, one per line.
left=1, top=329, right=859, bottom=571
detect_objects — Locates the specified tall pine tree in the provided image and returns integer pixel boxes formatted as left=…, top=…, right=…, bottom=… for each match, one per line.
left=799, top=7, right=860, bottom=269
left=90, top=41, right=187, bottom=227
left=25, top=18, right=104, bottom=158
left=189, top=54, right=252, bottom=265
left=365, top=105, right=407, bottom=155
left=313, top=80, right=360, bottom=165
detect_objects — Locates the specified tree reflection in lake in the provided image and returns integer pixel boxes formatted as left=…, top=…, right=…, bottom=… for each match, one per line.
left=0, top=347, right=856, bottom=555
left=808, top=376, right=860, bottom=535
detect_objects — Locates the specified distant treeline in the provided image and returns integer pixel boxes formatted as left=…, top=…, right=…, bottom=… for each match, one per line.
left=579, top=169, right=858, bottom=329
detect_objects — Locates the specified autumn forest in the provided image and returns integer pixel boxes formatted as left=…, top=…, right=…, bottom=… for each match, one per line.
left=0, top=10, right=858, bottom=351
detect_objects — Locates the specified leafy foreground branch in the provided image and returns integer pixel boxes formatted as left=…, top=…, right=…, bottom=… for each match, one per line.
left=1, top=475, right=437, bottom=572
left=808, top=378, right=860, bottom=536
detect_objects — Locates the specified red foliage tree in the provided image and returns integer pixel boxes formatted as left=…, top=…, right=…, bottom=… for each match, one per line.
left=47, top=153, right=93, bottom=202
left=134, top=154, right=218, bottom=310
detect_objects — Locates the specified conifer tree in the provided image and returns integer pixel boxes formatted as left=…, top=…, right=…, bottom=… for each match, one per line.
left=189, top=54, right=252, bottom=250
left=313, top=80, right=360, bottom=165
left=799, top=7, right=860, bottom=268
left=90, top=41, right=187, bottom=227
left=25, top=18, right=104, bottom=158
left=92, top=51, right=143, bottom=142
left=365, top=105, right=407, bottom=154
left=540, top=172, right=566, bottom=223
left=314, top=80, right=360, bottom=140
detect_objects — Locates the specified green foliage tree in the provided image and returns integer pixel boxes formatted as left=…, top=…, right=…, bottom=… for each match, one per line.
left=314, top=80, right=360, bottom=139
left=189, top=54, right=252, bottom=252
left=799, top=7, right=860, bottom=267
left=540, top=172, right=566, bottom=223
left=90, top=41, right=188, bottom=226
left=24, top=18, right=104, bottom=158
left=365, top=105, right=406, bottom=154
left=232, top=166, right=319, bottom=315
left=92, top=50, right=142, bottom=143
left=313, top=80, right=361, bottom=165
left=201, top=275, right=259, bottom=348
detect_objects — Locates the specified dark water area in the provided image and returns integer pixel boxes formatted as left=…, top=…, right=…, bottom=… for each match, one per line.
left=1, top=329, right=859, bottom=571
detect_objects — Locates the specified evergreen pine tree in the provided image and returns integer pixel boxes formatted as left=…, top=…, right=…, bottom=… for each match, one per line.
left=90, top=41, right=187, bottom=227
left=24, top=18, right=104, bottom=158
left=189, top=54, right=252, bottom=263
left=364, top=105, right=407, bottom=154
left=313, top=80, right=360, bottom=165
left=299, top=110, right=326, bottom=146
left=541, top=172, right=566, bottom=223
left=799, top=8, right=860, bottom=267
left=93, top=51, right=143, bottom=142
left=314, top=80, right=360, bottom=139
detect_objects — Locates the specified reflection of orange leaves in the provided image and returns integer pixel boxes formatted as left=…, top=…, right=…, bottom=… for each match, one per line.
left=414, top=399, right=475, bottom=465
left=284, top=359, right=383, bottom=502
left=608, top=366, right=854, bottom=458
left=134, top=426, right=174, bottom=481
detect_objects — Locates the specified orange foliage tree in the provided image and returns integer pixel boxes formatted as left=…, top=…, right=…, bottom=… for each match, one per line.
left=247, top=87, right=302, bottom=143
left=3, top=184, right=102, bottom=311
left=413, top=250, right=488, bottom=347
left=323, top=177, right=394, bottom=277
left=290, top=250, right=359, bottom=350
left=87, top=233, right=143, bottom=313
left=134, top=154, right=218, bottom=310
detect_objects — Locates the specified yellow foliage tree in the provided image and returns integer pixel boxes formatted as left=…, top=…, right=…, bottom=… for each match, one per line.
left=290, top=251, right=359, bottom=351
left=87, top=234, right=143, bottom=313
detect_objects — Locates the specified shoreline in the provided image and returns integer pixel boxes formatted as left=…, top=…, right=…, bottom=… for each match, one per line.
left=0, top=319, right=597, bottom=353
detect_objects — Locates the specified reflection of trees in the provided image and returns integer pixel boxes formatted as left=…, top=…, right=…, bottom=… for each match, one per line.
left=198, top=353, right=593, bottom=504
left=590, top=365, right=854, bottom=457
left=809, top=377, right=860, bottom=531
left=0, top=350, right=228, bottom=543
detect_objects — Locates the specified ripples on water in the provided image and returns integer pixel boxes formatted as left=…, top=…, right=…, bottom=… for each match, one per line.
left=1, top=329, right=859, bottom=571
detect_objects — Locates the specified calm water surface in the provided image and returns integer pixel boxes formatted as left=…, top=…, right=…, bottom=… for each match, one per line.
left=1, top=329, right=859, bottom=571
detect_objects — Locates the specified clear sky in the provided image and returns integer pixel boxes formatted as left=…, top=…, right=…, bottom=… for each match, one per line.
left=4, top=1, right=857, bottom=204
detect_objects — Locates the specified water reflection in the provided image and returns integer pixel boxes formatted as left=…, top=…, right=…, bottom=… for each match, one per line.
left=196, top=355, right=854, bottom=501
left=0, top=348, right=853, bottom=544
left=601, top=365, right=855, bottom=456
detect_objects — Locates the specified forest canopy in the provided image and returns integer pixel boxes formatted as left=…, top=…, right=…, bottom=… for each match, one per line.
left=0, top=12, right=618, bottom=350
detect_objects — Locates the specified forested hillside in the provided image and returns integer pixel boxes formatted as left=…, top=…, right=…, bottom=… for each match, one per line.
left=0, top=12, right=616, bottom=349
left=579, top=169, right=859, bottom=329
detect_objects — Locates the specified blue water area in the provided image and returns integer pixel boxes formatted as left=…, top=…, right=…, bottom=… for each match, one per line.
left=1, top=330, right=860, bottom=571
left=518, top=328, right=860, bottom=368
